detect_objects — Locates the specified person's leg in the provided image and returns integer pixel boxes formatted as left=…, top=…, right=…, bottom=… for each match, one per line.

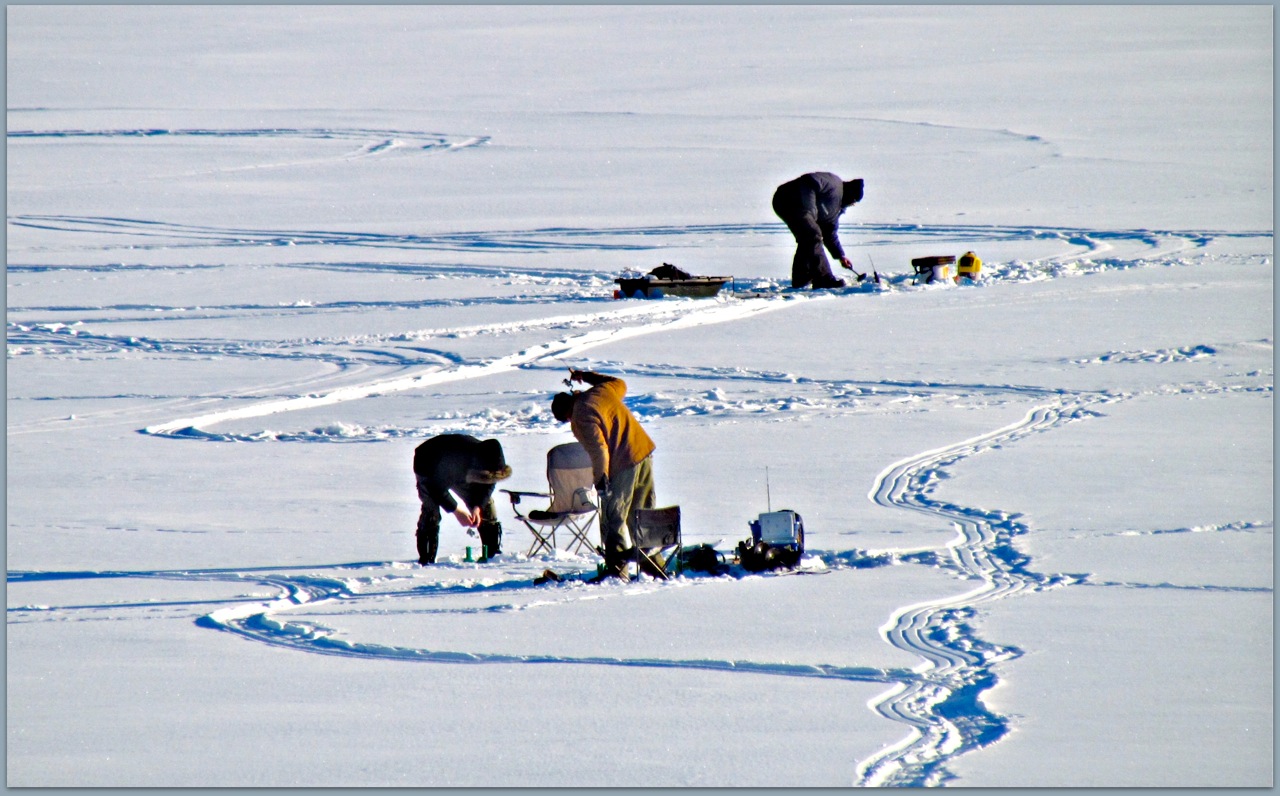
left=415, top=475, right=442, bottom=564
left=598, top=475, right=632, bottom=566
left=624, top=457, right=664, bottom=577
left=791, top=244, right=812, bottom=288
left=626, top=456, right=656, bottom=531
left=601, top=457, right=656, bottom=572
left=782, top=215, right=824, bottom=288
left=774, top=191, right=821, bottom=289
left=477, top=498, right=502, bottom=561
left=810, top=246, right=844, bottom=288
left=597, top=459, right=644, bottom=576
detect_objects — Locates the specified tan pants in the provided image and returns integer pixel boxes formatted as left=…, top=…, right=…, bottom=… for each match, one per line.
left=599, top=456, right=655, bottom=560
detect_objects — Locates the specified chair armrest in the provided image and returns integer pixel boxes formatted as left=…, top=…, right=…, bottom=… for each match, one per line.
left=501, top=490, right=550, bottom=505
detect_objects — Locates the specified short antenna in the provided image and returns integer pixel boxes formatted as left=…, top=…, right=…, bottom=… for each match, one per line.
left=766, top=466, right=772, bottom=512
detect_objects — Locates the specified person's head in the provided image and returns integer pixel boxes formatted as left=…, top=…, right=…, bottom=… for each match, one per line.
left=842, top=178, right=864, bottom=207
left=551, top=392, right=576, bottom=423
left=465, top=438, right=512, bottom=484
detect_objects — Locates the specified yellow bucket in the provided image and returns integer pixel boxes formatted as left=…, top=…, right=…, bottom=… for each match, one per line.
left=957, top=251, right=982, bottom=280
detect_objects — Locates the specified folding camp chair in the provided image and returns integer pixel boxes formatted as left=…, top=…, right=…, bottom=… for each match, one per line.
left=630, top=505, right=682, bottom=580
left=502, top=442, right=598, bottom=556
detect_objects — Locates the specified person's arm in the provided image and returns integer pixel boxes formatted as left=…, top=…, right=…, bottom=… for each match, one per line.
left=451, top=500, right=481, bottom=528
left=811, top=175, right=850, bottom=262
left=571, top=371, right=629, bottom=405
left=569, top=369, right=616, bottom=388
left=431, top=484, right=480, bottom=527
left=422, top=457, right=478, bottom=526
left=571, top=412, right=611, bottom=484
left=820, top=216, right=847, bottom=262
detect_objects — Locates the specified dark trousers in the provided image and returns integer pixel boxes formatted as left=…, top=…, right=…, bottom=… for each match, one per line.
left=773, top=193, right=840, bottom=289
left=415, top=477, right=502, bottom=564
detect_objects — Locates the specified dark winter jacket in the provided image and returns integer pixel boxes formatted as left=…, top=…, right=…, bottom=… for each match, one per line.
left=413, top=434, right=511, bottom=513
left=772, top=172, right=864, bottom=260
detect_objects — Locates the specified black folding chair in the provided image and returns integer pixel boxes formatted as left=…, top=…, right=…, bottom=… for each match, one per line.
left=630, top=505, right=682, bottom=580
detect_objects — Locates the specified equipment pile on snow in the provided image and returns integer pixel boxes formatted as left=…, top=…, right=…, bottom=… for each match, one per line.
left=614, top=262, right=732, bottom=299
left=736, top=509, right=806, bottom=572
left=911, top=251, right=983, bottom=284
left=911, top=255, right=955, bottom=284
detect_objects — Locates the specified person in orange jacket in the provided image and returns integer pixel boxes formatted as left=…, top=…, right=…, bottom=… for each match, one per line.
left=551, top=370, right=656, bottom=581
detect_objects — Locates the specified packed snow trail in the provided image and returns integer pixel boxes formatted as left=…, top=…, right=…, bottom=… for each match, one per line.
left=853, top=395, right=1113, bottom=786
left=190, top=562, right=917, bottom=686
left=9, top=561, right=917, bottom=689
left=141, top=295, right=802, bottom=438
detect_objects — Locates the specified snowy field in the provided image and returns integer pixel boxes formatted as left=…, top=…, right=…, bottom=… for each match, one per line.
left=6, top=4, right=1273, bottom=788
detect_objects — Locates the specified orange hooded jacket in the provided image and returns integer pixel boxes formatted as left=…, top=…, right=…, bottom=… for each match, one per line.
left=569, top=372, right=656, bottom=482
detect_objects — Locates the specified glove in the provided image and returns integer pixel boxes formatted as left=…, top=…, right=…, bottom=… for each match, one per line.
left=595, top=475, right=611, bottom=497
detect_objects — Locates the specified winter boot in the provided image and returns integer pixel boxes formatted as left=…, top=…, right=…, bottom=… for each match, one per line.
left=416, top=527, right=439, bottom=566
left=588, top=548, right=633, bottom=583
left=477, top=521, right=502, bottom=562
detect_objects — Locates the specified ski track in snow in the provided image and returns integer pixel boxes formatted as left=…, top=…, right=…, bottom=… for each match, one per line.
left=7, top=190, right=1274, bottom=785
left=8, top=127, right=490, bottom=181
left=7, top=212, right=1269, bottom=258
left=133, top=297, right=799, bottom=440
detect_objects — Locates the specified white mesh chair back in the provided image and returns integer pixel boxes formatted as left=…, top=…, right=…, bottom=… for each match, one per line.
left=545, top=443, right=596, bottom=514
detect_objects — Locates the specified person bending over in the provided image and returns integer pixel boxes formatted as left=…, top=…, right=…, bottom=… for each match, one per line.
left=771, top=171, right=864, bottom=289
left=551, top=370, right=656, bottom=581
left=412, top=434, right=510, bottom=564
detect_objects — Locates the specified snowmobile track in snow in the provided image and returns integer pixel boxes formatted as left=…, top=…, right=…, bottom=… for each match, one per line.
left=9, top=560, right=919, bottom=691
left=9, top=212, right=1268, bottom=259
left=854, top=395, right=1116, bottom=786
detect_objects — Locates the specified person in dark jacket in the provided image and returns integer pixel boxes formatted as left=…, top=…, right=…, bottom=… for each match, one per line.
left=412, top=434, right=511, bottom=565
left=772, top=172, right=864, bottom=289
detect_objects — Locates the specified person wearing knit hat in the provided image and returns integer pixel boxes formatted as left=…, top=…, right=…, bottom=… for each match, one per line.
left=412, top=434, right=511, bottom=564
left=771, top=172, right=864, bottom=289
left=552, top=369, right=657, bottom=582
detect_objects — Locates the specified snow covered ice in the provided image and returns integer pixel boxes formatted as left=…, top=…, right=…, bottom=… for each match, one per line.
left=6, top=5, right=1273, bottom=788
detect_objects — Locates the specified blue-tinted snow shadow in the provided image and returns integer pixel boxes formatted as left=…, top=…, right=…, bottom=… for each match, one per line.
left=12, top=214, right=1267, bottom=258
